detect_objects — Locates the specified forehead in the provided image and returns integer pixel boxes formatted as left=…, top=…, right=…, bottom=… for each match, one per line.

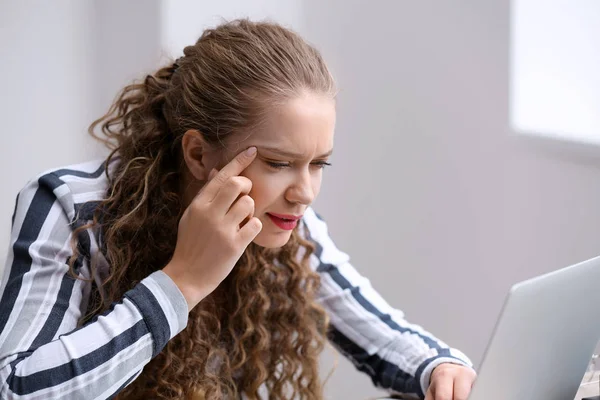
left=229, top=93, right=336, bottom=158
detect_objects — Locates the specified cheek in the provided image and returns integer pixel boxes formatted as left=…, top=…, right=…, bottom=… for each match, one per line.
left=247, top=181, right=267, bottom=210
left=312, top=174, right=323, bottom=197
left=241, top=168, right=284, bottom=211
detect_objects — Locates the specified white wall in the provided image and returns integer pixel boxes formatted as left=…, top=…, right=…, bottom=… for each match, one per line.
left=91, top=0, right=163, bottom=125
left=304, top=1, right=600, bottom=398
left=160, top=0, right=303, bottom=59
left=0, top=0, right=163, bottom=272
left=0, top=1, right=99, bottom=266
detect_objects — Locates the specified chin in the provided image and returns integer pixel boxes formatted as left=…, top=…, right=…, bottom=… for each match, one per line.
left=252, top=231, right=293, bottom=249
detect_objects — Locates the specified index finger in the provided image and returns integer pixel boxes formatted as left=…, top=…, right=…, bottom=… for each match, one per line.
left=201, top=146, right=257, bottom=200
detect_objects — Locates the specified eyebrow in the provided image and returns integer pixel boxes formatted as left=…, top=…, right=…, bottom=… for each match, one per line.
left=257, top=147, right=333, bottom=159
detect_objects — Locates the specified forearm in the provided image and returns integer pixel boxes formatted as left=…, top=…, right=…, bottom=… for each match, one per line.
left=0, top=271, right=188, bottom=399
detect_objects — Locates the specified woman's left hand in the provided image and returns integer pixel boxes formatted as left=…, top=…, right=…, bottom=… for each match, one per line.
left=424, top=363, right=477, bottom=400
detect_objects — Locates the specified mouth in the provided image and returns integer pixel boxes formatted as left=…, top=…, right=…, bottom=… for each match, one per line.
left=266, top=213, right=302, bottom=231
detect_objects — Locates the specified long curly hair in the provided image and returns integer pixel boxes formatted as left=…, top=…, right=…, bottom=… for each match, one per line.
left=68, top=19, right=337, bottom=399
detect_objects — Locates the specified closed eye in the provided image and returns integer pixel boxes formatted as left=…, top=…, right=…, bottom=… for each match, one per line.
left=266, top=161, right=290, bottom=169
left=265, top=160, right=332, bottom=170
left=313, top=161, right=332, bottom=169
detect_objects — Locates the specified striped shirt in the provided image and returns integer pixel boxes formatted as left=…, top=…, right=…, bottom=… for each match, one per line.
left=0, top=159, right=472, bottom=399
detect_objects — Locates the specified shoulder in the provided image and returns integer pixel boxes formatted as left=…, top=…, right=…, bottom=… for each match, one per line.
left=18, top=158, right=116, bottom=222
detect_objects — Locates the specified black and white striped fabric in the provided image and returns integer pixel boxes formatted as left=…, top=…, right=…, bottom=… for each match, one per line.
left=0, top=160, right=472, bottom=399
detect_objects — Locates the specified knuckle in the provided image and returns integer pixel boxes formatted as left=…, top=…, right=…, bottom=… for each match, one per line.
left=228, top=176, right=244, bottom=190
left=224, top=234, right=238, bottom=250
left=233, top=176, right=251, bottom=191
left=221, top=240, right=236, bottom=255
left=241, top=176, right=252, bottom=187
left=225, top=236, right=237, bottom=249
left=241, top=195, right=254, bottom=208
left=215, top=221, right=228, bottom=234
left=439, top=369, right=452, bottom=378
left=190, top=199, right=207, bottom=216
left=436, top=365, right=453, bottom=375
left=244, top=219, right=261, bottom=236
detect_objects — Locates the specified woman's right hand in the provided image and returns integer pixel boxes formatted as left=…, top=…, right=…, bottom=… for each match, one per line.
left=163, top=146, right=262, bottom=311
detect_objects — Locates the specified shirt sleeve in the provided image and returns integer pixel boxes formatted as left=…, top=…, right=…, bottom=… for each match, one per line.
left=0, top=173, right=189, bottom=399
left=301, top=207, right=473, bottom=399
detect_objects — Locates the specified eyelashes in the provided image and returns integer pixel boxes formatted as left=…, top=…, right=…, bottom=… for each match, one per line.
left=265, top=161, right=332, bottom=170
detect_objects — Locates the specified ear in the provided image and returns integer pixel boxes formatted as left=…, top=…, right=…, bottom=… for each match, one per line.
left=181, top=130, right=217, bottom=181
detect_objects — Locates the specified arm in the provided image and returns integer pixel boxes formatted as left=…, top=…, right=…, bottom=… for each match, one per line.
left=0, top=173, right=188, bottom=399
left=301, top=207, right=473, bottom=399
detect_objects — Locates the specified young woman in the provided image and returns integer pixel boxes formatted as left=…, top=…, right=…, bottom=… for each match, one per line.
left=0, top=19, right=476, bottom=400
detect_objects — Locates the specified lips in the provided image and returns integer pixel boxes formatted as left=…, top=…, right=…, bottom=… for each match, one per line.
left=267, top=213, right=302, bottom=230
left=267, top=213, right=302, bottom=221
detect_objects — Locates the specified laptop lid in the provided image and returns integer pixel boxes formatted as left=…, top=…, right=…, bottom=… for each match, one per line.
left=469, top=256, right=600, bottom=399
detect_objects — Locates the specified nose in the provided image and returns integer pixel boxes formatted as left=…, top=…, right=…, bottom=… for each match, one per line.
left=285, top=170, right=315, bottom=206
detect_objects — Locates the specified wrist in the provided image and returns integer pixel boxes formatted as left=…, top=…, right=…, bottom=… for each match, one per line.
left=162, top=263, right=212, bottom=311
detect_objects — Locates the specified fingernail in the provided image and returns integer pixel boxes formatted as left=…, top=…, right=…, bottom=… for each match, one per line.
left=245, top=146, right=257, bottom=156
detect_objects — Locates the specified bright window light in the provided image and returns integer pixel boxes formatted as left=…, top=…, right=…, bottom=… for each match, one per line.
left=510, top=0, right=600, bottom=146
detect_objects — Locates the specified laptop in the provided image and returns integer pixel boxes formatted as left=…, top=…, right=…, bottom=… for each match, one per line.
left=468, top=255, right=600, bottom=399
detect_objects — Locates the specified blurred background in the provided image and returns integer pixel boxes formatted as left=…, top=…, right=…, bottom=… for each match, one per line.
left=1, top=0, right=599, bottom=398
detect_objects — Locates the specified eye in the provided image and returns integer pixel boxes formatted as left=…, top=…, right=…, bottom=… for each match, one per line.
left=265, top=160, right=332, bottom=170
left=312, top=161, right=332, bottom=169
left=266, top=161, right=290, bottom=170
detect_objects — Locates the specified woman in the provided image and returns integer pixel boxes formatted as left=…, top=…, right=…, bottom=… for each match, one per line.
left=0, top=19, right=476, bottom=399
